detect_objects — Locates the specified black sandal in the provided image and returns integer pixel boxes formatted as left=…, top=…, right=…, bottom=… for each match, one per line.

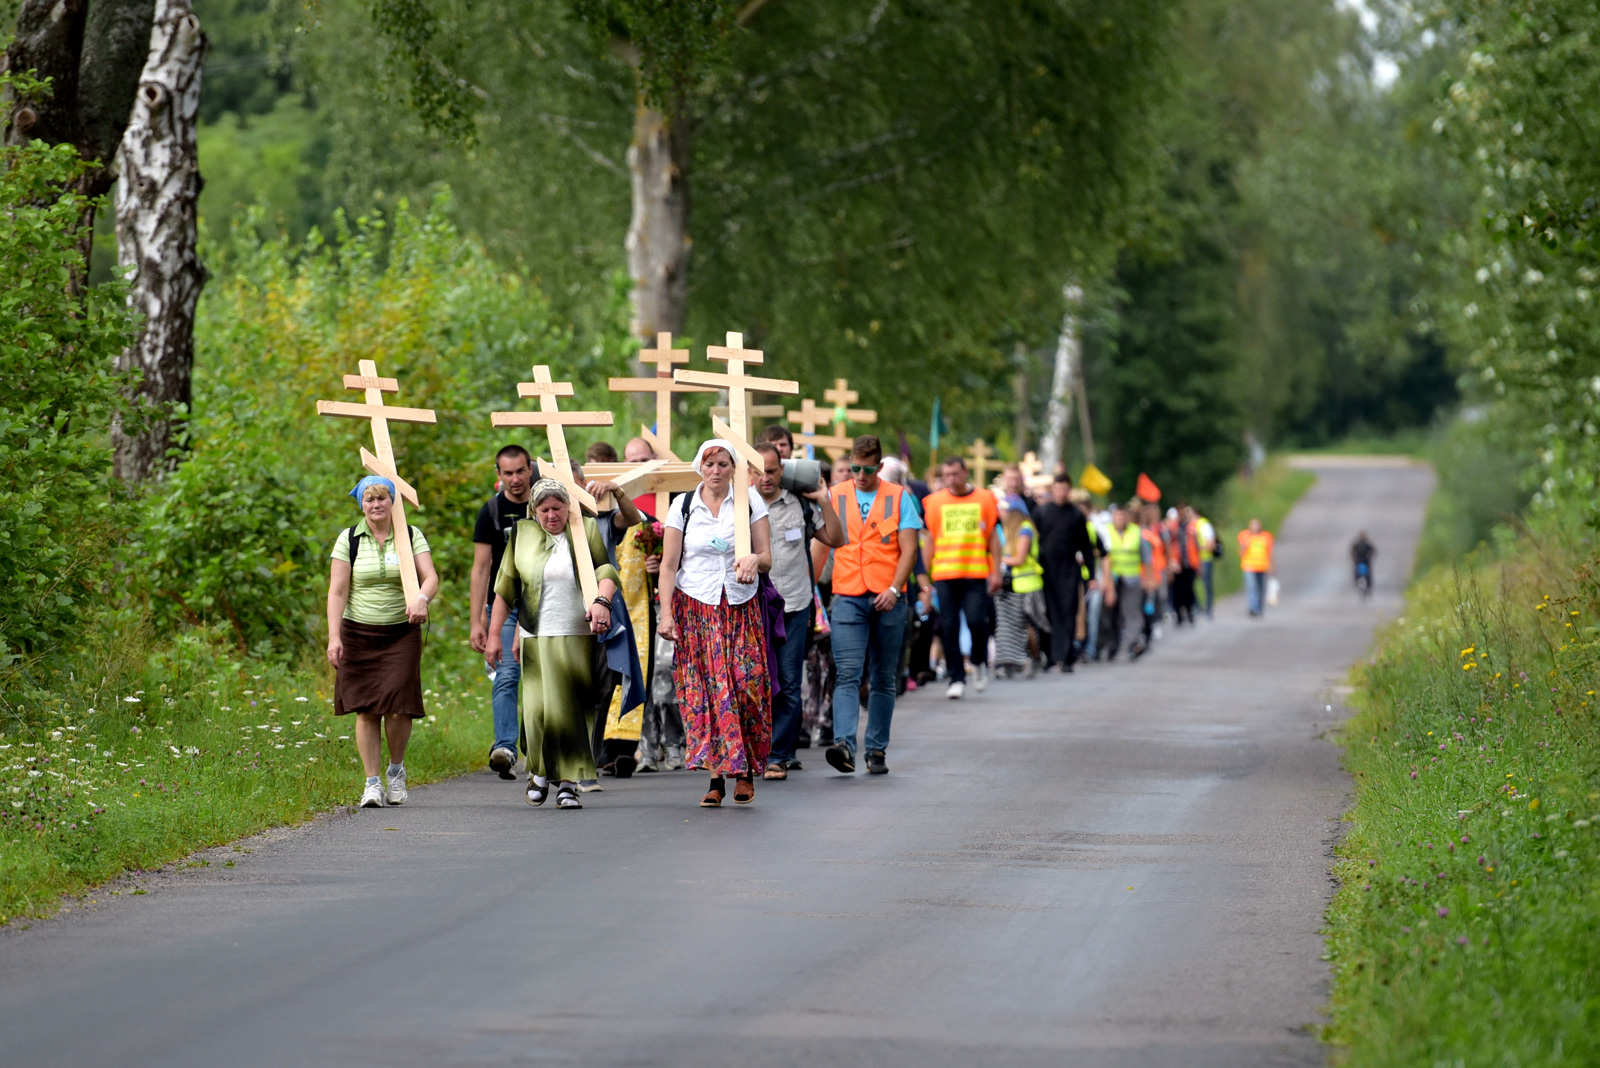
left=525, top=779, right=548, bottom=806
left=700, top=776, right=725, bottom=808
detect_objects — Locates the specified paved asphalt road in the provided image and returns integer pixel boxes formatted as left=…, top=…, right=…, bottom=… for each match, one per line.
left=0, top=457, right=1432, bottom=1068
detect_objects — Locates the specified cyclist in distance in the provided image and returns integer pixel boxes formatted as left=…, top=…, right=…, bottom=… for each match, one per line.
left=1351, top=532, right=1376, bottom=596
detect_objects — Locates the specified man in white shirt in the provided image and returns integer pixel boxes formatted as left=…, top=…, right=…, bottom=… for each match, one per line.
left=754, top=442, right=843, bottom=778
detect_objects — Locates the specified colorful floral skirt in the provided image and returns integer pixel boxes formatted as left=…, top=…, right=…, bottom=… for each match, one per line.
left=673, top=593, right=771, bottom=776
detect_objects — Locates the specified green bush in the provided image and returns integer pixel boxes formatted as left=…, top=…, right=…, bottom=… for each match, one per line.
left=0, top=90, right=137, bottom=664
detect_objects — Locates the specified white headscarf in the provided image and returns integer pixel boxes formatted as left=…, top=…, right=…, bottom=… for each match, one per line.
left=690, top=438, right=743, bottom=476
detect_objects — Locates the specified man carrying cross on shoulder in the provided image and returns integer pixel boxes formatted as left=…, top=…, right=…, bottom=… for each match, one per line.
left=824, top=435, right=922, bottom=776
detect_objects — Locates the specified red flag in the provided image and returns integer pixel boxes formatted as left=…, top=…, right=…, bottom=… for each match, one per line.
left=1135, top=472, right=1161, bottom=502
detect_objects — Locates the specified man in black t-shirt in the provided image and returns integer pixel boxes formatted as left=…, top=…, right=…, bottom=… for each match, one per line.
left=470, top=445, right=534, bottom=779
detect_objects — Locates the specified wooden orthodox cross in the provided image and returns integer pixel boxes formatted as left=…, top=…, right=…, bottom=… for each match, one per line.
left=490, top=366, right=614, bottom=603
left=785, top=397, right=854, bottom=457
left=316, top=359, right=437, bottom=605
left=1018, top=450, right=1051, bottom=491
left=967, top=438, right=1003, bottom=486
left=606, top=332, right=712, bottom=516
left=675, top=332, right=799, bottom=555
left=711, top=401, right=785, bottom=431
left=821, top=377, right=877, bottom=460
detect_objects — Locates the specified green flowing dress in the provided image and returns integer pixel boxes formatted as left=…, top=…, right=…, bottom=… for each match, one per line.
left=493, top=516, right=621, bottom=783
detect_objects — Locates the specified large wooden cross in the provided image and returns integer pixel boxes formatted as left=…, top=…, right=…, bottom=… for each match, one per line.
left=1019, top=450, right=1051, bottom=491
left=316, top=360, right=438, bottom=605
left=785, top=397, right=854, bottom=458
left=490, top=366, right=614, bottom=603
left=675, top=332, right=799, bottom=555
left=967, top=437, right=1003, bottom=486
left=711, top=401, right=785, bottom=429
left=607, top=332, right=713, bottom=516
left=822, top=377, right=877, bottom=460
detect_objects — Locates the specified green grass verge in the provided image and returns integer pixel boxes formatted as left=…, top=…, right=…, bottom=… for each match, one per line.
left=1324, top=521, right=1600, bottom=1065
left=1209, top=457, right=1317, bottom=599
left=0, top=580, right=489, bottom=924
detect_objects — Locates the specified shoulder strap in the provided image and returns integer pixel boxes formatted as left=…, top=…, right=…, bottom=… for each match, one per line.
left=348, top=525, right=361, bottom=563
left=677, top=489, right=694, bottom=527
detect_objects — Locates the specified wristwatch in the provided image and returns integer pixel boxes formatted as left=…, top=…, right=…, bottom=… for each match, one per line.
left=886, top=587, right=900, bottom=601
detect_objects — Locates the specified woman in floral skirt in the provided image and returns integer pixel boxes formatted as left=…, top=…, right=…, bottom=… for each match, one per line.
left=656, top=440, right=773, bottom=807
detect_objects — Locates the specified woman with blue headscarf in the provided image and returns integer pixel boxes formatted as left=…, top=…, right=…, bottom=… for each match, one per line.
left=327, top=474, right=440, bottom=809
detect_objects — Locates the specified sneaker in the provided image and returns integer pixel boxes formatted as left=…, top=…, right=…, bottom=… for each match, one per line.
left=577, top=779, right=604, bottom=793
left=824, top=742, right=856, bottom=774
left=636, top=756, right=660, bottom=773
left=488, top=747, right=516, bottom=780
left=359, top=781, right=385, bottom=808
left=973, top=665, right=989, bottom=693
left=664, top=746, right=686, bottom=771
left=946, top=680, right=965, bottom=700
left=865, top=750, right=888, bottom=775
left=385, top=766, right=408, bottom=806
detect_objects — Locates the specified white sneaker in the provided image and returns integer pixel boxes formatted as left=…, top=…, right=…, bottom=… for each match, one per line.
left=946, top=681, right=965, bottom=700
left=664, top=746, right=686, bottom=771
left=360, top=781, right=385, bottom=808
left=577, top=779, right=604, bottom=793
left=973, top=665, right=989, bottom=693
left=385, top=766, right=408, bottom=806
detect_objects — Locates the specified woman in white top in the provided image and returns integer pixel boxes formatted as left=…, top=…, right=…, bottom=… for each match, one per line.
left=485, top=479, right=620, bottom=809
left=657, top=440, right=774, bottom=807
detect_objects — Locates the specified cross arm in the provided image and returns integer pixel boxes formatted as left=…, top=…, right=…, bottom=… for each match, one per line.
left=317, top=400, right=438, bottom=424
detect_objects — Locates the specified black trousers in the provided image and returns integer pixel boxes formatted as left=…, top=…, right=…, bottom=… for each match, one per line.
left=1041, top=569, right=1081, bottom=667
left=935, top=577, right=991, bottom=682
left=1171, top=567, right=1197, bottom=623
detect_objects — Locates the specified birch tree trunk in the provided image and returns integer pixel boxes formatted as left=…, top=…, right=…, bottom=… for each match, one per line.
left=1038, top=283, right=1084, bottom=476
left=622, top=39, right=693, bottom=370
left=112, top=0, right=206, bottom=483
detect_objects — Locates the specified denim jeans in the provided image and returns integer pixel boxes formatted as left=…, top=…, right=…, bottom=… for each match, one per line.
left=766, top=607, right=811, bottom=766
left=487, top=605, right=521, bottom=755
left=934, top=578, right=990, bottom=683
left=830, top=593, right=908, bottom=756
left=1201, top=560, right=1215, bottom=617
left=1245, top=571, right=1267, bottom=615
left=1084, top=585, right=1102, bottom=660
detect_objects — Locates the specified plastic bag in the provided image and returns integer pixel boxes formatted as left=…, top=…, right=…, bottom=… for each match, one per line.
left=1266, top=576, right=1281, bottom=607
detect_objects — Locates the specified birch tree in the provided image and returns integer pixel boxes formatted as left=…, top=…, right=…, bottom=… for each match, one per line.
left=112, top=0, right=207, bottom=482
left=1038, top=285, right=1083, bottom=476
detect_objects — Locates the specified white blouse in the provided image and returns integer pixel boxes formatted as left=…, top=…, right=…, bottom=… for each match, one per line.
left=536, top=534, right=591, bottom=636
left=665, top=485, right=770, bottom=607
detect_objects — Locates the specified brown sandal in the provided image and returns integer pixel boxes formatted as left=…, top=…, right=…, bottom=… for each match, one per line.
left=733, top=776, right=755, bottom=804
left=700, top=777, right=725, bottom=808
left=762, top=763, right=787, bottom=781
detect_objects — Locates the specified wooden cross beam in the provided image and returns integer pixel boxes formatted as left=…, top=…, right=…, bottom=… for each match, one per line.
left=1019, top=450, right=1051, bottom=490
left=675, top=331, right=799, bottom=555
left=491, top=365, right=614, bottom=603
left=821, top=377, right=876, bottom=460
left=785, top=397, right=853, bottom=459
left=967, top=438, right=1003, bottom=485
left=608, top=331, right=713, bottom=516
left=712, top=402, right=785, bottom=425
left=316, top=359, right=437, bottom=604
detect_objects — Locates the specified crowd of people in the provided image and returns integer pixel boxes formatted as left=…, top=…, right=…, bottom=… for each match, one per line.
left=323, top=428, right=1280, bottom=810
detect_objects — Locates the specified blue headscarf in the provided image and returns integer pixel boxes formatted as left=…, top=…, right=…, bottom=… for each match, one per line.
left=350, top=475, right=397, bottom=504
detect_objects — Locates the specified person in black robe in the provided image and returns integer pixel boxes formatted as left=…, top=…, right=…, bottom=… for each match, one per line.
left=1032, top=474, right=1096, bottom=672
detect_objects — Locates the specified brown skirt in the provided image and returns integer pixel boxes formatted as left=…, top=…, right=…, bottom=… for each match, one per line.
left=334, top=620, right=425, bottom=718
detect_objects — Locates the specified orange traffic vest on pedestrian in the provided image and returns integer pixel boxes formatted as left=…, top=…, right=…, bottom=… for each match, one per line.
left=1140, top=526, right=1166, bottom=587
left=830, top=481, right=912, bottom=596
left=1238, top=530, right=1274, bottom=572
left=1177, top=523, right=1201, bottom=569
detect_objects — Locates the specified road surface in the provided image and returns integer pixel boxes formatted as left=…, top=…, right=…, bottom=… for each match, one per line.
left=0, top=457, right=1432, bottom=1068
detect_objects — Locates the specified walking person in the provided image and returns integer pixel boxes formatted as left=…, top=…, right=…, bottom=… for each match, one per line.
left=1101, top=504, right=1142, bottom=661
left=755, top=442, right=844, bottom=780
left=1169, top=504, right=1200, bottom=626
left=922, top=456, right=1001, bottom=698
left=657, top=440, right=774, bottom=807
left=485, top=479, right=626, bottom=810
left=824, top=436, right=921, bottom=775
left=1195, top=508, right=1219, bottom=618
left=1239, top=518, right=1276, bottom=617
left=1034, top=475, right=1095, bottom=672
left=993, top=496, right=1044, bottom=677
left=469, top=445, right=534, bottom=780
left=327, top=475, right=440, bottom=809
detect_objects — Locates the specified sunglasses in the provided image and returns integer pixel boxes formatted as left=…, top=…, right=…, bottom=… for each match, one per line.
left=849, top=463, right=880, bottom=474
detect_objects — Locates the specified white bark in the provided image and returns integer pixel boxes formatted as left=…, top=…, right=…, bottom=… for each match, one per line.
left=1038, top=283, right=1084, bottom=476
left=112, top=0, right=206, bottom=483
left=624, top=98, right=691, bottom=365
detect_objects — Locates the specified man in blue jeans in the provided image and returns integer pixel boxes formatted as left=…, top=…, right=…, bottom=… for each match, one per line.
left=470, top=445, right=535, bottom=779
left=823, top=436, right=922, bottom=776
left=755, top=443, right=844, bottom=780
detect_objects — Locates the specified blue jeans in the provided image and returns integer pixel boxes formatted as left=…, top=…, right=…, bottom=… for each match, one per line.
left=1245, top=571, right=1267, bottom=616
left=1201, top=560, right=1215, bottom=617
left=766, top=607, right=811, bottom=767
left=1084, top=585, right=1102, bottom=660
left=487, top=605, right=521, bottom=754
left=830, top=594, right=908, bottom=756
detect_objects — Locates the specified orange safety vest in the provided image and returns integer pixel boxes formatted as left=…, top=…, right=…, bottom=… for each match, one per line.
left=830, top=482, right=911, bottom=597
left=1177, top=523, right=1201, bottom=569
left=1238, top=530, right=1274, bottom=572
left=1140, top=526, right=1166, bottom=587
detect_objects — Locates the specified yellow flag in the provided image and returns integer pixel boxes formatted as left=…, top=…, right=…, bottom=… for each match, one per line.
left=1079, top=463, right=1113, bottom=497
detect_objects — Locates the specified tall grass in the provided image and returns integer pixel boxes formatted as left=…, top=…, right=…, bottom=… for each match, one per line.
left=0, top=582, right=489, bottom=924
left=1324, top=517, right=1600, bottom=1065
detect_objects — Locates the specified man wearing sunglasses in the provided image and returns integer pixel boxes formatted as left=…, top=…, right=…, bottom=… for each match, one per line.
left=823, top=436, right=922, bottom=775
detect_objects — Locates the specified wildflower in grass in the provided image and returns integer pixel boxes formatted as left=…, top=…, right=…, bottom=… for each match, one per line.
left=1437, top=907, right=1449, bottom=917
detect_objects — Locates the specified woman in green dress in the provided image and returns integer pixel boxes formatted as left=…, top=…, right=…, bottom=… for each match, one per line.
left=484, top=479, right=620, bottom=810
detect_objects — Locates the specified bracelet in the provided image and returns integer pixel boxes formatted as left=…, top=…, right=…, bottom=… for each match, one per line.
left=592, top=597, right=611, bottom=607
